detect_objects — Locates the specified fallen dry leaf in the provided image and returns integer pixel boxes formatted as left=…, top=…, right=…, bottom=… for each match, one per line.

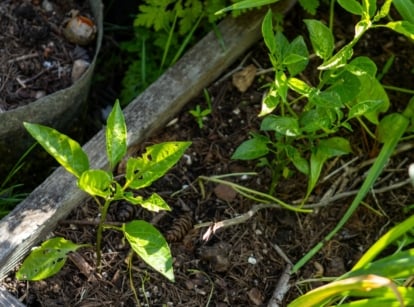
left=232, top=64, right=257, bottom=92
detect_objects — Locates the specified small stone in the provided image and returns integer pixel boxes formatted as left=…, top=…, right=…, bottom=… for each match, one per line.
left=63, top=15, right=96, bottom=45
left=71, top=59, right=90, bottom=82
left=247, top=287, right=264, bottom=305
left=247, top=256, right=257, bottom=265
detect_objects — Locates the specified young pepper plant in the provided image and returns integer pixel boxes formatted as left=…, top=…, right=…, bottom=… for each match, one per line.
left=17, top=100, right=191, bottom=282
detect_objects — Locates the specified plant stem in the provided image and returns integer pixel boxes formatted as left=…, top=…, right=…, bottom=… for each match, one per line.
left=96, top=198, right=112, bottom=270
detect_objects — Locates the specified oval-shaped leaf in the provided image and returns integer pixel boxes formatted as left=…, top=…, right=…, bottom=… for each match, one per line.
left=126, top=142, right=191, bottom=189
left=348, top=100, right=384, bottom=119
left=24, top=122, right=89, bottom=178
left=261, top=115, right=301, bottom=136
left=124, top=220, right=174, bottom=281
left=304, top=19, right=334, bottom=60
left=106, top=100, right=127, bottom=169
left=231, top=135, right=269, bottom=160
left=286, top=35, right=309, bottom=76
left=338, top=0, right=364, bottom=15
left=78, top=169, right=113, bottom=197
left=16, top=237, right=86, bottom=281
left=140, top=193, right=171, bottom=212
left=262, top=10, right=276, bottom=55
left=318, top=45, right=354, bottom=70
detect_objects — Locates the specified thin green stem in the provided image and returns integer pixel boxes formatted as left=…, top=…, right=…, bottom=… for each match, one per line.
left=96, top=198, right=112, bottom=270
left=383, top=85, right=414, bottom=95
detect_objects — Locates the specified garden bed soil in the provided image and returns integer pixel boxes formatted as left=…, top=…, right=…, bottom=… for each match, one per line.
left=2, top=3, right=414, bottom=306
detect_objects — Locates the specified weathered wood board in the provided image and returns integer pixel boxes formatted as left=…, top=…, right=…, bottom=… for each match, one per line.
left=0, top=1, right=296, bottom=305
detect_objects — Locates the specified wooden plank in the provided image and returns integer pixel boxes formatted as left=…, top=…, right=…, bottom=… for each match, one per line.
left=0, top=1, right=296, bottom=304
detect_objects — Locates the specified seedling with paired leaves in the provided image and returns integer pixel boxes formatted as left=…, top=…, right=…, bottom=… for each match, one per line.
left=17, top=100, right=191, bottom=282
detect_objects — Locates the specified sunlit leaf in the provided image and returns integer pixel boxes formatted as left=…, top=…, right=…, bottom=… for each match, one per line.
left=304, top=19, right=334, bottom=60
left=215, top=0, right=280, bottom=14
left=16, top=237, right=87, bottom=281
left=78, top=169, right=113, bottom=198
left=124, top=220, right=174, bottom=281
left=106, top=100, right=127, bottom=169
left=126, top=142, right=191, bottom=189
left=385, top=21, right=414, bottom=40
left=24, top=122, right=89, bottom=178
left=140, top=193, right=171, bottom=212
left=261, top=115, right=301, bottom=137
left=338, top=0, right=364, bottom=15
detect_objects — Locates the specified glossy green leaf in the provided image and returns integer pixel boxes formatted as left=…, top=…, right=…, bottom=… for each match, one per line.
left=311, top=91, right=343, bottom=109
left=286, top=36, right=309, bottom=76
left=393, top=0, right=414, bottom=23
left=262, top=10, right=276, bottom=55
left=274, top=31, right=290, bottom=64
left=348, top=100, right=385, bottom=119
left=126, top=142, right=191, bottom=189
left=24, top=122, right=89, bottom=178
left=325, top=70, right=361, bottom=104
left=16, top=237, right=87, bottom=281
left=347, top=56, right=377, bottom=77
left=106, top=100, right=127, bottom=169
left=385, top=21, right=414, bottom=40
left=78, top=169, right=113, bottom=198
left=318, top=45, right=354, bottom=70
left=307, top=137, right=351, bottom=197
left=299, top=108, right=336, bottom=133
left=354, top=74, right=389, bottom=124
left=261, top=115, right=301, bottom=137
left=259, top=87, right=280, bottom=116
left=338, top=0, right=364, bottom=15
left=124, top=220, right=174, bottom=281
left=231, top=135, right=269, bottom=160
left=288, top=77, right=314, bottom=96
left=304, top=19, right=334, bottom=60
left=140, top=193, right=171, bottom=212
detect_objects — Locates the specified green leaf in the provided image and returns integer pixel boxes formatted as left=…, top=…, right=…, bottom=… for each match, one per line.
left=285, top=145, right=309, bottom=175
left=78, top=169, right=113, bottom=198
left=24, top=123, right=89, bottom=178
left=347, top=56, right=378, bottom=77
left=215, top=0, right=280, bottom=14
left=275, top=71, right=289, bottom=102
left=318, top=45, right=354, bottom=70
left=262, top=10, right=276, bottom=55
left=325, top=70, right=361, bottom=103
left=298, top=0, right=320, bottom=15
left=385, top=21, right=414, bottom=40
left=311, top=91, right=343, bottom=109
left=285, top=36, right=309, bottom=76
left=299, top=108, right=336, bottom=133
left=337, top=0, right=364, bottom=15
left=16, top=237, right=87, bottom=281
left=307, top=137, right=351, bottom=196
left=375, top=0, right=393, bottom=21
left=288, top=77, right=314, bottom=96
left=273, top=31, right=290, bottom=64
left=354, top=74, right=389, bottom=124
left=348, top=100, right=385, bottom=119
left=140, top=193, right=171, bottom=212
left=346, top=249, right=414, bottom=280
left=377, top=113, right=407, bottom=143
left=231, top=134, right=269, bottom=160
left=124, top=220, right=174, bottom=281
left=393, top=0, right=414, bottom=23
left=259, top=87, right=280, bottom=116
left=106, top=100, right=127, bottom=169
left=126, top=142, right=191, bottom=189
left=304, top=19, right=334, bottom=60
left=261, top=115, right=301, bottom=137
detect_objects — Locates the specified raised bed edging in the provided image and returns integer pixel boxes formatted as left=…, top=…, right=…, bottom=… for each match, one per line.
left=0, top=1, right=297, bottom=305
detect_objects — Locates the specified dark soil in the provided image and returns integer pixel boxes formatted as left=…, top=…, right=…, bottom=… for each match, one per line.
left=0, top=0, right=96, bottom=111
left=2, top=2, right=414, bottom=307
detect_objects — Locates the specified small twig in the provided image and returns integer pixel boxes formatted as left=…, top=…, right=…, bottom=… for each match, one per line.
left=7, top=52, right=39, bottom=64
left=195, top=203, right=280, bottom=241
left=267, top=263, right=292, bottom=307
